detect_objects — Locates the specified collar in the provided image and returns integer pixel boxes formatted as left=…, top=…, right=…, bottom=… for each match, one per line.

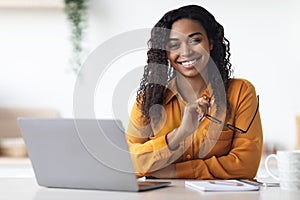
left=164, top=77, right=212, bottom=104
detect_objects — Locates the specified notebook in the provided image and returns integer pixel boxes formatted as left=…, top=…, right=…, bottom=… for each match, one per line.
left=185, top=180, right=260, bottom=192
left=18, top=118, right=171, bottom=192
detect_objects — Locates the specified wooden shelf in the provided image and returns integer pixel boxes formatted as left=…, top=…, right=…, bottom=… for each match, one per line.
left=0, top=0, right=64, bottom=9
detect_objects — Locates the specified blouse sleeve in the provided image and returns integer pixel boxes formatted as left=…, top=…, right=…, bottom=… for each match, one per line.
left=126, top=101, right=182, bottom=177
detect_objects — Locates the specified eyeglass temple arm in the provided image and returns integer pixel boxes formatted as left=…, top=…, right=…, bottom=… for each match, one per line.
left=234, top=95, right=260, bottom=134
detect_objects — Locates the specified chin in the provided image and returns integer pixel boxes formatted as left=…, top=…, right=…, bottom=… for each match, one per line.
left=181, top=70, right=201, bottom=78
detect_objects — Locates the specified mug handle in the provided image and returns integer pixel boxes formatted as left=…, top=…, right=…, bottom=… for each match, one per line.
left=264, top=154, right=279, bottom=181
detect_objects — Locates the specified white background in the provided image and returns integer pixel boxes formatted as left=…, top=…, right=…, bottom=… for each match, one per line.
left=0, top=0, right=300, bottom=149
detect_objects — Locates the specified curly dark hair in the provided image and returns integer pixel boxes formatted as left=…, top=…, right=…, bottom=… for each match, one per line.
left=136, top=5, right=233, bottom=124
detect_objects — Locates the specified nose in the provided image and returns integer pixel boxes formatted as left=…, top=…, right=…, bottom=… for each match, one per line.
left=180, top=43, right=192, bottom=57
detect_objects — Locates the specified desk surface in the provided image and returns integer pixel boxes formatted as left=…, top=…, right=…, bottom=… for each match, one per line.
left=0, top=177, right=300, bottom=200
left=0, top=158, right=299, bottom=200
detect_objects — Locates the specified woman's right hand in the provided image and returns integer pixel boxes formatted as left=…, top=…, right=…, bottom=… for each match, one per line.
left=166, top=97, right=211, bottom=150
left=179, top=96, right=210, bottom=135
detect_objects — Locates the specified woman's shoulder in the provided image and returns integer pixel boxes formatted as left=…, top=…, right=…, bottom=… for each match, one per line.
left=227, top=78, right=257, bottom=100
left=228, top=78, right=256, bottom=91
left=226, top=78, right=258, bottom=115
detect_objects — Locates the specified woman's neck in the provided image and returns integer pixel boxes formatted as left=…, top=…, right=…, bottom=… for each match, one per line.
left=176, top=74, right=207, bottom=103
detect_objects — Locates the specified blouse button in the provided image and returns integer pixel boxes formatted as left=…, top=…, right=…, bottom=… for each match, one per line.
left=186, top=154, right=191, bottom=159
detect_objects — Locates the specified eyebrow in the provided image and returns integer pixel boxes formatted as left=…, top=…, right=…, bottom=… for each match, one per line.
left=188, top=32, right=203, bottom=37
left=168, top=32, right=203, bottom=41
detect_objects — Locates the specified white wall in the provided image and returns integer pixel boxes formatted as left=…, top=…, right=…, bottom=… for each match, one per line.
left=0, top=6, right=75, bottom=117
left=1, top=0, right=300, bottom=149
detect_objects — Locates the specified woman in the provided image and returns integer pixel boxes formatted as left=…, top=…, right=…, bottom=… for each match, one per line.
left=126, top=5, right=263, bottom=179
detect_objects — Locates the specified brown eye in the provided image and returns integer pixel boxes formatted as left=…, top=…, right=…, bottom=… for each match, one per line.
left=166, top=42, right=180, bottom=50
left=188, top=38, right=201, bottom=45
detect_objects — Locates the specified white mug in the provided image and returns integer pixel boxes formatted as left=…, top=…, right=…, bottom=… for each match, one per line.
left=265, top=150, right=300, bottom=190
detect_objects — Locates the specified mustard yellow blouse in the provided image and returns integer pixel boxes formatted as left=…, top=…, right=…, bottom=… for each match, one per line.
left=126, top=78, right=263, bottom=179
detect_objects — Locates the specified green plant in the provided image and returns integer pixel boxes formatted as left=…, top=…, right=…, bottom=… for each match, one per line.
left=64, top=0, right=89, bottom=74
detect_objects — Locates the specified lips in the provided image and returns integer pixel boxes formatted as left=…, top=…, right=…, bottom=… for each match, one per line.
left=177, top=57, right=201, bottom=68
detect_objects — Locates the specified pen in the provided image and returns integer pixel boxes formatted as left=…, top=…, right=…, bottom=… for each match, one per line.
left=237, top=179, right=261, bottom=186
left=209, top=180, right=243, bottom=186
left=238, top=179, right=279, bottom=187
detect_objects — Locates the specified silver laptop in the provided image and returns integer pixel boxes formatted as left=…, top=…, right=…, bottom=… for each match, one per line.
left=18, top=118, right=171, bottom=192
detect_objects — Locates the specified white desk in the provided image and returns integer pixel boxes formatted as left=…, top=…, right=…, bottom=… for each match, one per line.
left=0, top=177, right=300, bottom=200
left=0, top=158, right=299, bottom=200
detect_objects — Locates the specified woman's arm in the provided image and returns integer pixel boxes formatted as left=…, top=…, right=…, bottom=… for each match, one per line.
left=126, top=102, right=182, bottom=177
left=127, top=96, right=210, bottom=177
left=153, top=79, right=263, bottom=179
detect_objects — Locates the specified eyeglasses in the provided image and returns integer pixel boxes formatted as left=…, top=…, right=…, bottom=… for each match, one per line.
left=205, top=95, right=259, bottom=134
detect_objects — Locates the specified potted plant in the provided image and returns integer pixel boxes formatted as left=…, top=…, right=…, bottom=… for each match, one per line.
left=64, top=0, right=89, bottom=74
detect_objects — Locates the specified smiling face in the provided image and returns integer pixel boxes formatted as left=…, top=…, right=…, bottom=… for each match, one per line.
left=167, top=18, right=213, bottom=78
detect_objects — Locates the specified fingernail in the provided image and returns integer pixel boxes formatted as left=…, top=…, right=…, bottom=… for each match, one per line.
left=198, top=112, right=204, bottom=121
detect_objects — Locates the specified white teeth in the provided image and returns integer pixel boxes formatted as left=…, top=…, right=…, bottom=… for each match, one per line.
left=182, top=59, right=197, bottom=66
